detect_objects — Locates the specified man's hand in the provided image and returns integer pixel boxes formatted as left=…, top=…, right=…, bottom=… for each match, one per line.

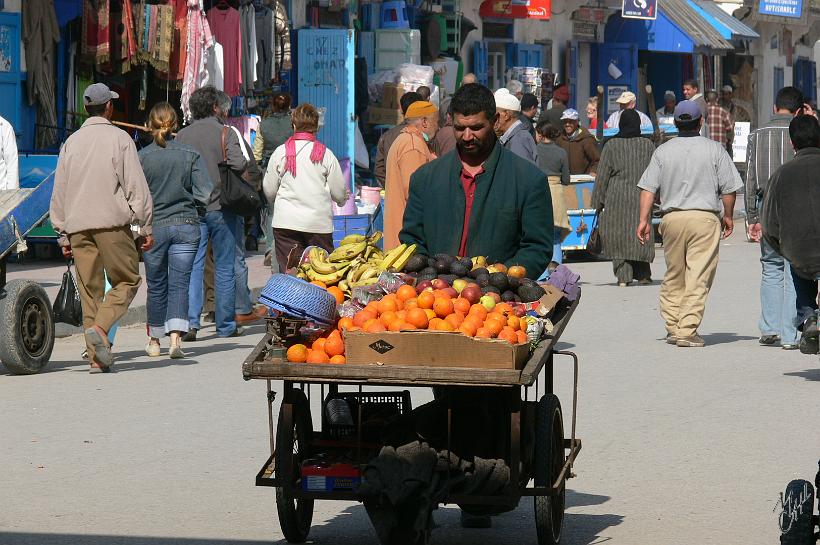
left=637, top=219, right=651, bottom=245
left=140, top=235, right=155, bottom=252
left=722, top=216, right=734, bottom=239
left=747, top=222, right=762, bottom=242
left=61, top=245, right=73, bottom=259
left=802, top=103, right=817, bottom=119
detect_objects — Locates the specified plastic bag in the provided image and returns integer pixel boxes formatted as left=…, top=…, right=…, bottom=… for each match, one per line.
left=53, top=261, right=83, bottom=326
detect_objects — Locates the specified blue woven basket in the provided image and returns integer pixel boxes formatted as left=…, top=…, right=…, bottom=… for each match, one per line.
left=259, top=274, right=338, bottom=325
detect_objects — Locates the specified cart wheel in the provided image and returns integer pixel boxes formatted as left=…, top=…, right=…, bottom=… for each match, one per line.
left=0, top=280, right=54, bottom=375
left=534, top=394, right=565, bottom=545
left=275, top=389, right=314, bottom=543
left=778, top=479, right=815, bottom=545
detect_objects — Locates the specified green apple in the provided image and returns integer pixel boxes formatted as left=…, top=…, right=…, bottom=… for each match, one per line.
left=479, top=295, right=496, bottom=311
left=453, top=279, right=467, bottom=293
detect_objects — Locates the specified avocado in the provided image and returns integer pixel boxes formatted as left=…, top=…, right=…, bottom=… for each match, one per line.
left=433, top=253, right=456, bottom=265
left=439, top=274, right=458, bottom=285
left=468, top=267, right=489, bottom=279
left=403, top=254, right=428, bottom=273
left=489, top=272, right=509, bottom=291
left=427, top=257, right=437, bottom=268
left=501, top=290, right=517, bottom=302
left=419, top=273, right=437, bottom=283
left=482, top=285, right=501, bottom=295
left=507, top=276, right=521, bottom=291
left=435, top=258, right=451, bottom=273
left=477, top=275, right=491, bottom=288
left=421, top=266, right=437, bottom=277
left=449, top=261, right=469, bottom=277
left=459, top=257, right=474, bottom=270
left=518, top=284, right=546, bottom=303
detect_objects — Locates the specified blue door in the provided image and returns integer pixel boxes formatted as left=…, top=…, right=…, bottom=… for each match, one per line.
left=297, top=29, right=355, bottom=163
left=0, top=12, right=22, bottom=140
left=592, top=42, right=638, bottom=117
left=473, top=41, right=488, bottom=86
left=505, top=43, right=542, bottom=68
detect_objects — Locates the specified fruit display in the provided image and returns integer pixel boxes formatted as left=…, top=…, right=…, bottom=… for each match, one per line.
left=401, top=253, right=545, bottom=303
left=295, top=232, right=417, bottom=299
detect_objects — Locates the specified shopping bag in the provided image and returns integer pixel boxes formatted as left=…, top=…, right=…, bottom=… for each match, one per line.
left=53, top=261, right=83, bottom=326
left=586, top=213, right=603, bottom=256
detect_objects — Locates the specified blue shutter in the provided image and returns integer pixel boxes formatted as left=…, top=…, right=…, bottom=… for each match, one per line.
left=0, top=13, right=22, bottom=140
left=473, top=41, right=488, bottom=86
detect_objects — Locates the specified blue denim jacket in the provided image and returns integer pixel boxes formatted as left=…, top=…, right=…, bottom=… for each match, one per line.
left=138, top=141, right=214, bottom=227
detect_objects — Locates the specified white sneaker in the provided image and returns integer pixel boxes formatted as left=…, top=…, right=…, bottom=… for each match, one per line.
left=169, top=345, right=186, bottom=359
left=145, top=343, right=161, bottom=357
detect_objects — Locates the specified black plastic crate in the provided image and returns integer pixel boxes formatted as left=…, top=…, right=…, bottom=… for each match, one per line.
left=322, top=390, right=412, bottom=441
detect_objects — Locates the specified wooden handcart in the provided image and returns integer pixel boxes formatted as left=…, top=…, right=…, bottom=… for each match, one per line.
left=242, top=296, right=582, bottom=545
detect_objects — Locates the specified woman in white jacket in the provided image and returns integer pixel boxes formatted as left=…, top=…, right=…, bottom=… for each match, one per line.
left=263, top=103, right=349, bottom=272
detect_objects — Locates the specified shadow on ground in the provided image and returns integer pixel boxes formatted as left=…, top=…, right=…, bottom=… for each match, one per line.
left=784, top=368, right=820, bottom=381
left=0, top=536, right=270, bottom=545
left=699, top=332, right=757, bottom=346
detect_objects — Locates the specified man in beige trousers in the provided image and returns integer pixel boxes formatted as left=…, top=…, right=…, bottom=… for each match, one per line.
left=636, top=101, right=742, bottom=347
left=50, top=83, right=154, bottom=372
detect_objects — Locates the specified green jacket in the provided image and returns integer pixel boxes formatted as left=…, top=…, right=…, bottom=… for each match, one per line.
left=400, top=142, right=553, bottom=278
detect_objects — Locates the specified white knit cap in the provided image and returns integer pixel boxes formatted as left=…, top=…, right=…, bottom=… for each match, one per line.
left=494, top=88, right=521, bottom=112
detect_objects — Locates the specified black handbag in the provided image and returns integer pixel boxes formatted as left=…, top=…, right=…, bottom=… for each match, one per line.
left=586, top=212, right=603, bottom=256
left=53, top=261, right=83, bottom=327
left=218, top=126, right=263, bottom=217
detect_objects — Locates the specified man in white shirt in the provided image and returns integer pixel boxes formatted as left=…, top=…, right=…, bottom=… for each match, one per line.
left=0, top=114, right=19, bottom=191
left=606, top=91, right=652, bottom=130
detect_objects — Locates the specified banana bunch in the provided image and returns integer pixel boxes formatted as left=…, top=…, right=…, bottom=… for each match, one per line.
left=380, top=243, right=417, bottom=272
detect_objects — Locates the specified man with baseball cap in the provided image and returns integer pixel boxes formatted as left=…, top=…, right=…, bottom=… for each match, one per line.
left=50, top=82, right=154, bottom=372
left=494, top=88, right=537, bottom=163
left=636, top=100, right=743, bottom=347
left=557, top=108, right=600, bottom=174
left=384, top=100, right=439, bottom=249
left=606, top=90, right=652, bottom=130
left=537, top=83, right=570, bottom=128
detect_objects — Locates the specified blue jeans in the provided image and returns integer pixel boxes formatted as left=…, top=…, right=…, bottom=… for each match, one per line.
left=759, top=235, right=798, bottom=343
left=790, top=269, right=819, bottom=328
left=189, top=210, right=237, bottom=336
left=233, top=214, right=253, bottom=314
left=143, top=222, right=200, bottom=338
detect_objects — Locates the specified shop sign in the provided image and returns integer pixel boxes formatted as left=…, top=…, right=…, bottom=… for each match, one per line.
left=622, top=0, right=657, bottom=20
left=758, top=0, right=802, bottom=18
left=479, top=0, right=551, bottom=20
left=732, top=122, right=751, bottom=163
left=572, top=21, right=598, bottom=40
left=574, top=6, right=607, bottom=23
left=607, top=85, right=628, bottom=115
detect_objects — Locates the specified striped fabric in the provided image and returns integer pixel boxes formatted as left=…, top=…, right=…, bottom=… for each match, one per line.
left=745, top=114, right=793, bottom=223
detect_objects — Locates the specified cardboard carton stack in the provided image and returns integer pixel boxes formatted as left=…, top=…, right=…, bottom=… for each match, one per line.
left=366, top=82, right=404, bottom=126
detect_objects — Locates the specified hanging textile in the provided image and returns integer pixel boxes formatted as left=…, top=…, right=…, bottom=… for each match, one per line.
left=23, top=0, right=61, bottom=148
left=239, top=0, right=258, bottom=95
left=147, top=5, right=175, bottom=73
left=253, top=5, right=273, bottom=89
left=206, top=42, right=225, bottom=91
left=111, top=0, right=137, bottom=74
left=82, top=0, right=110, bottom=68
left=181, top=0, right=215, bottom=122
left=207, top=5, right=243, bottom=97
left=272, top=0, right=291, bottom=74
left=158, top=0, right=189, bottom=86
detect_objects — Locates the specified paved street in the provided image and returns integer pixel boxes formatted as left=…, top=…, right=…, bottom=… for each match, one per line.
left=1, top=229, right=818, bottom=545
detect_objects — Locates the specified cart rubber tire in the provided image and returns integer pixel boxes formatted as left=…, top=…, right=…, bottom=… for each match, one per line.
left=0, top=280, right=54, bottom=375
left=534, top=394, right=565, bottom=545
left=275, top=389, right=314, bottom=543
left=778, top=479, right=815, bottom=545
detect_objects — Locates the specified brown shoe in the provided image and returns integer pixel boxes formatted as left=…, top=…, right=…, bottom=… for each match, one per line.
left=236, top=312, right=263, bottom=325
left=665, top=333, right=678, bottom=345
left=253, top=305, right=269, bottom=318
left=676, top=334, right=705, bottom=347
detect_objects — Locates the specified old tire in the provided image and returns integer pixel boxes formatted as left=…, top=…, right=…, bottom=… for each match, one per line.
left=779, top=479, right=815, bottom=545
left=276, top=389, right=314, bottom=543
left=534, top=394, right=565, bottom=545
left=0, top=280, right=54, bottom=375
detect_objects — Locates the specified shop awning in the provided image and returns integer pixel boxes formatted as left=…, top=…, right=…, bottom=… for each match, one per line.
left=688, top=0, right=760, bottom=40
left=659, top=0, right=734, bottom=50
left=479, top=0, right=551, bottom=20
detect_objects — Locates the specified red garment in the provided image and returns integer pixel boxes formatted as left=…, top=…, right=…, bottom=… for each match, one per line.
left=458, top=164, right=485, bottom=257
left=207, top=6, right=242, bottom=96
left=158, top=0, right=188, bottom=82
left=588, top=118, right=597, bottom=130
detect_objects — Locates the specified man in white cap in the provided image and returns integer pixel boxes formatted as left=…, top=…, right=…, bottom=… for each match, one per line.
left=720, top=84, right=750, bottom=123
left=494, top=88, right=537, bottom=163
left=606, top=90, right=652, bottom=130
left=557, top=108, right=599, bottom=174
left=49, top=83, right=154, bottom=373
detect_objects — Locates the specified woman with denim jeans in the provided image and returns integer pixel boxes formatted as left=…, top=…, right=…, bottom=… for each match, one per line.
left=138, top=103, right=213, bottom=358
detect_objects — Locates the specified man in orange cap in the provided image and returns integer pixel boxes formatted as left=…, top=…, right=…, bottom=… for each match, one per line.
left=384, top=100, right=439, bottom=249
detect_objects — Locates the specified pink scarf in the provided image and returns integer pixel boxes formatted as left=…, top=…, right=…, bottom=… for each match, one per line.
left=284, top=132, right=327, bottom=177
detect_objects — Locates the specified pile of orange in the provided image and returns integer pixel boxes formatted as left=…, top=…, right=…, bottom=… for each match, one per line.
left=286, top=329, right=346, bottom=364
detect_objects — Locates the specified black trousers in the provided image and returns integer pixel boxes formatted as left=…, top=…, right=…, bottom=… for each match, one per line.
left=273, top=228, right=334, bottom=273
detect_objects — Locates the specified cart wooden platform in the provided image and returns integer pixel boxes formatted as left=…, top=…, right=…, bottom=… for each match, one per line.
left=243, top=293, right=581, bottom=544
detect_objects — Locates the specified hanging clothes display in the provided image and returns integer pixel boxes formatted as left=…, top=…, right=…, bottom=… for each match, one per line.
left=206, top=41, right=225, bottom=91
left=111, top=0, right=137, bottom=73
left=23, top=0, right=61, bottom=147
left=272, top=0, right=291, bottom=73
left=253, top=3, right=273, bottom=89
left=207, top=5, right=243, bottom=97
left=82, top=0, right=110, bottom=68
left=239, top=0, right=258, bottom=95
left=182, top=0, right=214, bottom=122
left=157, top=0, right=189, bottom=86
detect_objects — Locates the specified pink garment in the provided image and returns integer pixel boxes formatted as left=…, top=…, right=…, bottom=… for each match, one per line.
left=207, top=6, right=242, bottom=97
left=224, top=115, right=260, bottom=144
left=285, top=132, right=327, bottom=176
left=181, top=0, right=213, bottom=122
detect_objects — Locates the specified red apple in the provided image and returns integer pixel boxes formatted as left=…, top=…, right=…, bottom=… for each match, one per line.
left=415, top=280, right=433, bottom=294
left=514, top=306, right=527, bottom=318
left=431, top=278, right=450, bottom=290
left=488, top=292, right=502, bottom=304
left=466, top=282, right=480, bottom=290
left=442, top=287, right=458, bottom=299
left=461, top=286, right=482, bottom=304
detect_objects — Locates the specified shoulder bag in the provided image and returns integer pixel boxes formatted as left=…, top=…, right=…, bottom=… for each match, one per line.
left=218, top=126, right=263, bottom=217
left=53, top=260, right=83, bottom=326
left=586, top=210, right=603, bottom=256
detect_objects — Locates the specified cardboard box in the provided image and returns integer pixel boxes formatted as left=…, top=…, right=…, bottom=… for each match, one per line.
left=381, top=82, right=404, bottom=110
left=535, top=283, right=565, bottom=316
left=345, top=330, right=530, bottom=370
left=366, top=106, right=403, bottom=126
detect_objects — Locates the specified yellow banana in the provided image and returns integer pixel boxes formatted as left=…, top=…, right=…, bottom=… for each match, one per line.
left=379, top=243, right=407, bottom=271
left=328, top=240, right=367, bottom=262
left=311, top=253, right=351, bottom=275
left=392, top=244, right=416, bottom=271
left=339, top=234, right=367, bottom=246
left=306, top=265, right=350, bottom=286
left=350, top=277, right=379, bottom=288
left=358, top=266, right=380, bottom=281
left=368, top=231, right=383, bottom=246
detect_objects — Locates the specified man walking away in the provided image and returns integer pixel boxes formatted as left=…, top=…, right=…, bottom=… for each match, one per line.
left=494, top=89, right=537, bottom=164
left=373, top=92, right=422, bottom=186
left=762, top=115, right=820, bottom=355
left=49, top=83, right=154, bottom=372
left=538, top=84, right=569, bottom=128
left=0, top=114, right=18, bottom=190
left=705, top=90, right=734, bottom=153
left=637, top=101, right=743, bottom=347
left=746, top=86, right=804, bottom=350
left=519, top=93, right=539, bottom=138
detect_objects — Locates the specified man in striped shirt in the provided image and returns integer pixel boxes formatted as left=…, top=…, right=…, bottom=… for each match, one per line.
left=746, top=86, right=803, bottom=350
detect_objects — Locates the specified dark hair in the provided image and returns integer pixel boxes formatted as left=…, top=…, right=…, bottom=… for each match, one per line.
left=789, top=114, right=820, bottom=150
left=399, top=92, right=422, bottom=115
left=272, top=92, right=292, bottom=113
left=683, top=79, right=699, bottom=90
left=416, top=86, right=431, bottom=100
left=775, top=86, right=805, bottom=114
left=189, top=86, right=219, bottom=120
left=85, top=103, right=108, bottom=117
left=674, top=116, right=701, bottom=133
left=536, top=121, right=561, bottom=140
left=451, top=83, right=496, bottom=120
left=521, top=93, right=539, bottom=111
left=292, top=103, right=320, bottom=132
